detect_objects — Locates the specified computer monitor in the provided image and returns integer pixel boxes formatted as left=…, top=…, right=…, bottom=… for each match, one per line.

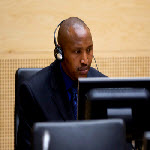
left=33, top=119, right=126, bottom=150
left=144, top=131, right=150, bottom=150
left=78, top=77, right=150, bottom=142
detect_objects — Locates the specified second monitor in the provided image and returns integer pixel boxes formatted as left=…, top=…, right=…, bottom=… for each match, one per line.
left=78, top=77, right=150, bottom=141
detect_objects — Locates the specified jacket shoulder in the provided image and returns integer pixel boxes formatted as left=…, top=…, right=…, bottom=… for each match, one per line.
left=26, top=60, right=59, bottom=85
left=88, top=67, right=107, bottom=77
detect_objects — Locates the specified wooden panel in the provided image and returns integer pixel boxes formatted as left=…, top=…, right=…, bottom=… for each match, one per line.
left=0, top=58, right=54, bottom=150
left=0, top=57, right=150, bottom=150
left=0, top=0, right=150, bottom=57
left=1, top=0, right=150, bottom=149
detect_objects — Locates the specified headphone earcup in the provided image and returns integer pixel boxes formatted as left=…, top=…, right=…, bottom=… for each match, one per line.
left=54, top=45, right=64, bottom=61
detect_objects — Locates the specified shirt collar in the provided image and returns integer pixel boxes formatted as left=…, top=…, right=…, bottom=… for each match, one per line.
left=60, top=63, right=74, bottom=91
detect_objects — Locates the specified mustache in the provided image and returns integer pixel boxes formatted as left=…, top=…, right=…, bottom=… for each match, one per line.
left=78, top=65, right=90, bottom=71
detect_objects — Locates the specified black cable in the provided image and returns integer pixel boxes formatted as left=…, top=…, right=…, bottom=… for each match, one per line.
left=93, top=55, right=99, bottom=71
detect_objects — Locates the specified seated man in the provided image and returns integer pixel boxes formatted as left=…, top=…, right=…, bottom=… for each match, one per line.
left=17, top=17, right=106, bottom=150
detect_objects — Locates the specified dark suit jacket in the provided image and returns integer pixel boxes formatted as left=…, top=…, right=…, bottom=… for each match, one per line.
left=17, top=60, right=106, bottom=150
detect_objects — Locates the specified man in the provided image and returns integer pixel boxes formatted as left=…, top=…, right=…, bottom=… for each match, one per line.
left=17, top=17, right=106, bottom=150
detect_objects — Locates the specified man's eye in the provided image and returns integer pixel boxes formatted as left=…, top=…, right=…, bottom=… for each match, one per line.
left=87, top=48, right=91, bottom=53
left=74, top=50, right=80, bottom=54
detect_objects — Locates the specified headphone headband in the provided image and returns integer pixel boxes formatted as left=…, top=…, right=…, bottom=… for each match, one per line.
left=54, top=20, right=65, bottom=61
left=54, top=20, right=65, bottom=46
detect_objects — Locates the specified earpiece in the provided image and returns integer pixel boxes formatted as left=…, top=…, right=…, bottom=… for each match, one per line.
left=54, top=20, right=65, bottom=61
left=54, top=45, right=63, bottom=60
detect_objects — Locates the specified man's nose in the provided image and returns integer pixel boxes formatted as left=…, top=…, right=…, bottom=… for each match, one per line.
left=81, top=52, right=88, bottom=64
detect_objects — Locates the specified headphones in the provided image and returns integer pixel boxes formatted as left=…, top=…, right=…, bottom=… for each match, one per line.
left=53, top=20, right=99, bottom=71
left=54, top=20, right=65, bottom=61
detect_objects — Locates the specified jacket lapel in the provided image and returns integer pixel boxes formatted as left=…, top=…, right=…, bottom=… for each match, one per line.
left=50, top=61, right=74, bottom=120
left=51, top=88, right=74, bottom=120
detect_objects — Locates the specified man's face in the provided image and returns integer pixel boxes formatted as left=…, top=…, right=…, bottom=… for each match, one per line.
left=61, top=26, right=93, bottom=80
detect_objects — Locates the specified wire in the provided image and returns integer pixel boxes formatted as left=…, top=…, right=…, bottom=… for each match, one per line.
left=93, top=55, right=99, bottom=71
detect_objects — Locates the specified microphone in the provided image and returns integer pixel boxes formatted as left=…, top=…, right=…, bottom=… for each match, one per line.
left=42, top=130, right=50, bottom=150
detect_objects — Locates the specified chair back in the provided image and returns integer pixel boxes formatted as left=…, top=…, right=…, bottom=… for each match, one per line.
left=15, top=68, right=42, bottom=148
